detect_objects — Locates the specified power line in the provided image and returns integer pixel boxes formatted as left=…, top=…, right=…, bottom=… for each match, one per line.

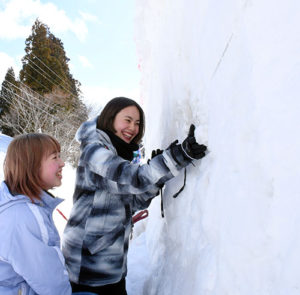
left=17, top=62, right=81, bottom=110
left=7, top=70, right=52, bottom=102
left=4, top=65, right=88, bottom=119
left=2, top=84, right=61, bottom=121
left=1, top=84, right=82, bottom=130
left=24, top=55, right=78, bottom=98
left=1, top=79, right=86, bottom=122
left=7, top=71, right=76, bottom=111
left=24, top=61, right=64, bottom=92
left=18, top=69, right=53, bottom=94
left=3, top=79, right=57, bottom=112
left=0, top=86, right=81, bottom=159
left=0, top=86, right=47, bottom=134
left=31, top=52, right=74, bottom=91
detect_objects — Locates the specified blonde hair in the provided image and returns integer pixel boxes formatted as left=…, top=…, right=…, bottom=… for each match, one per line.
left=4, top=133, right=60, bottom=202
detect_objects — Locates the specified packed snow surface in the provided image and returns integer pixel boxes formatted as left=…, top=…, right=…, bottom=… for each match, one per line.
left=133, top=0, right=300, bottom=294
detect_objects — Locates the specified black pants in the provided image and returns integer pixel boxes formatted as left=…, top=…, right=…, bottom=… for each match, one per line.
left=71, top=279, right=127, bottom=295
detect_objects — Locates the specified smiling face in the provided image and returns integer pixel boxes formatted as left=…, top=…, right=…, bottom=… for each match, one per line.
left=113, top=106, right=140, bottom=143
left=39, top=151, right=65, bottom=190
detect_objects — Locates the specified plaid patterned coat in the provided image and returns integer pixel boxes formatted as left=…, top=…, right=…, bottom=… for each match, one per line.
left=62, top=117, right=190, bottom=287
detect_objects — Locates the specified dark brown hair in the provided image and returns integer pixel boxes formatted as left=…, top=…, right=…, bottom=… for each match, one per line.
left=4, top=133, right=60, bottom=202
left=97, top=97, right=145, bottom=143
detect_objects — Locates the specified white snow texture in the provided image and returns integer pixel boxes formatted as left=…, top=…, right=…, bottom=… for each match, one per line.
left=130, top=0, right=300, bottom=294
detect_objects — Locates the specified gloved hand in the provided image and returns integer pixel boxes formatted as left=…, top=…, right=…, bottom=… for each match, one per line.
left=181, top=124, right=207, bottom=160
left=151, top=149, right=163, bottom=158
left=147, top=148, right=163, bottom=164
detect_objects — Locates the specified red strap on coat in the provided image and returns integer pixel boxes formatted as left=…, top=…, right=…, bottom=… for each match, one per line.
left=56, top=208, right=149, bottom=224
left=56, top=208, right=68, bottom=221
left=132, top=210, right=148, bottom=224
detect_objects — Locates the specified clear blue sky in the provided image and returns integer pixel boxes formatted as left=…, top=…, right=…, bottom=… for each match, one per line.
left=0, top=0, right=140, bottom=106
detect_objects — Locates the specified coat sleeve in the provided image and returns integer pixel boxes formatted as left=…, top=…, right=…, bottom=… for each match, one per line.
left=80, top=142, right=190, bottom=195
left=131, top=190, right=159, bottom=212
left=6, top=206, right=72, bottom=295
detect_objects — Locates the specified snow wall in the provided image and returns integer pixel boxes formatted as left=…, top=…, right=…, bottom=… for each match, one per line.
left=134, top=1, right=300, bottom=294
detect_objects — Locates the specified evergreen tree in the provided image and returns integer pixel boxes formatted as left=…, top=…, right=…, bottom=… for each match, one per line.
left=20, top=19, right=52, bottom=94
left=0, top=67, right=19, bottom=136
left=15, top=18, right=88, bottom=164
left=19, top=19, right=84, bottom=112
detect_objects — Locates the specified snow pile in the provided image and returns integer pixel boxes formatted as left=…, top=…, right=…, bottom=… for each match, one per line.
left=133, top=0, right=300, bottom=294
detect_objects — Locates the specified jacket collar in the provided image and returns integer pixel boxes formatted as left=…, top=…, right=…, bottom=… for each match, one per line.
left=0, top=181, right=64, bottom=214
left=37, top=190, right=64, bottom=211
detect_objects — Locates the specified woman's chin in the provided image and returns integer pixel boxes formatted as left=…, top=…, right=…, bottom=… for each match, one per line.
left=122, top=136, right=132, bottom=143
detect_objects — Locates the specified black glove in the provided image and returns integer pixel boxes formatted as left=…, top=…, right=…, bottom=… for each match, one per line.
left=181, top=124, right=207, bottom=160
left=147, top=149, right=163, bottom=164
left=151, top=149, right=163, bottom=158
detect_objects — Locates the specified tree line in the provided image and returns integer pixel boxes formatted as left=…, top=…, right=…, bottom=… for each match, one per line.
left=0, top=19, right=88, bottom=165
